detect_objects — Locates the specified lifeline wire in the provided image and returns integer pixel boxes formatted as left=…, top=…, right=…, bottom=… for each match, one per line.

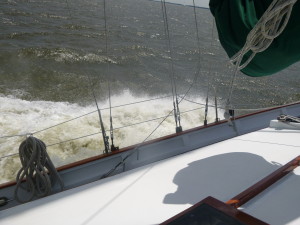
left=0, top=94, right=279, bottom=143
left=32, top=95, right=173, bottom=136
left=47, top=106, right=203, bottom=148
left=0, top=102, right=203, bottom=161
left=0, top=95, right=173, bottom=141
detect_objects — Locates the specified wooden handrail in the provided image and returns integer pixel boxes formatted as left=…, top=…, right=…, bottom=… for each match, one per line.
left=226, top=155, right=300, bottom=208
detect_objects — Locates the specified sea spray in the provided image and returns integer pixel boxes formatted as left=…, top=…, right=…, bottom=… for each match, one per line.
left=0, top=90, right=221, bottom=183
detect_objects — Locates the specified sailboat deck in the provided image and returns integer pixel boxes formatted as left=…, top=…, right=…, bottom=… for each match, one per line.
left=1, top=123, right=300, bottom=225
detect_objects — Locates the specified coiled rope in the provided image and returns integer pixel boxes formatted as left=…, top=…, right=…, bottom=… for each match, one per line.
left=226, top=0, right=297, bottom=114
left=14, top=136, right=64, bottom=203
left=230, top=0, right=298, bottom=70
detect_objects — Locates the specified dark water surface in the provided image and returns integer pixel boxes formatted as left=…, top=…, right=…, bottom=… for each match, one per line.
left=1, top=0, right=299, bottom=105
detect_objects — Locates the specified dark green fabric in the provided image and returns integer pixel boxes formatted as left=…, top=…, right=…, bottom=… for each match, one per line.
left=209, top=0, right=300, bottom=77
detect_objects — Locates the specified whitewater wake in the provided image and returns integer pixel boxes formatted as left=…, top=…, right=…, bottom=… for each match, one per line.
left=0, top=90, right=221, bottom=183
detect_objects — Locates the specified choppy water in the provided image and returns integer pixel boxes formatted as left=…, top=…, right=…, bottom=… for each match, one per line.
left=1, top=0, right=300, bottom=183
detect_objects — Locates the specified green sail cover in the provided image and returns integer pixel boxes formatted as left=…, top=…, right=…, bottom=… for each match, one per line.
left=209, top=0, right=300, bottom=77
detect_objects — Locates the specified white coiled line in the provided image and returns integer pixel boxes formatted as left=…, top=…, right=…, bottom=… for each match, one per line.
left=231, top=0, right=298, bottom=70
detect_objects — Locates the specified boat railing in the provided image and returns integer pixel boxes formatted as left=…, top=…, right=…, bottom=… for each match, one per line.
left=0, top=91, right=295, bottom=186
left=0, top=94, right=210, bottom=174
left=0, top=94, right=290, bottom=161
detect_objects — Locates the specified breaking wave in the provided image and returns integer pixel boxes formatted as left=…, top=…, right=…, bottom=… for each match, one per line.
left=0, top=90, right=221, bottom=183
left=17, top=47, right=117, bottom=64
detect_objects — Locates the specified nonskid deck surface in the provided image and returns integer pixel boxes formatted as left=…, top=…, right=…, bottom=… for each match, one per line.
left=1, top=125, right=300, bottom=225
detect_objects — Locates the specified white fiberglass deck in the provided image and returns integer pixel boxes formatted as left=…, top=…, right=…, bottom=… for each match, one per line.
left=1, top=124, right=300, bottom=225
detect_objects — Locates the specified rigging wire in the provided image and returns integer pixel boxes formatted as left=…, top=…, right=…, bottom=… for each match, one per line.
left=0, top=134, right=30, bottom=139
left=160, top=0, right=182, bottom=133
left=204, top=19, right=217, bottom=125
left=64, top=0, right=110, bottom=154
left=192, top=0, right=209, bottom=126
left=87, top=74, right=110, bottom=154
left=0, top=153, right=19, bottom=160
left=182, top=97, right=278, bottom=111
left=103, top=0, right=118, bottom=151
left=190, top=1, right=221, bottom=125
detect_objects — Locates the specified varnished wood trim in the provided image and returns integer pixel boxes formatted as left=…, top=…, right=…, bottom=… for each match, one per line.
left=160, top=196, right=269, bottom=225
left=226, top=155, right=300, bottom=208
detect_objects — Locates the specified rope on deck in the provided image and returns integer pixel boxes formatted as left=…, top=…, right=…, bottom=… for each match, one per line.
left=14, top=136, right=64, bottom=203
